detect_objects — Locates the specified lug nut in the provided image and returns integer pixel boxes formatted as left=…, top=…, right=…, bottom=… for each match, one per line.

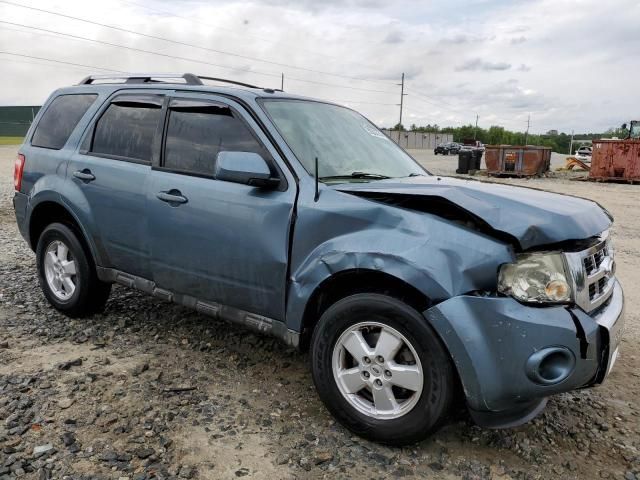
left=374, top=379, right=383, bottom=387
left=363, top=357, right=371, bottom=364
left=384, top=370, right=392, bottom=377
left=376, top=355, right=384, bottom=363
left=363, top=371, right=370, bottom=378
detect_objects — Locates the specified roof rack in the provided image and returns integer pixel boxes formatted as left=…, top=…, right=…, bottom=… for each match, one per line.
left=77, top=73, right=261, bottom=89
left=198, top=76, right=260, bottom=89
left=78, top=73, right=202, bottom=85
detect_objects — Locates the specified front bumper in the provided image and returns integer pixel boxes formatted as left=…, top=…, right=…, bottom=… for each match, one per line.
left=424, top=280, right=624, bottom=428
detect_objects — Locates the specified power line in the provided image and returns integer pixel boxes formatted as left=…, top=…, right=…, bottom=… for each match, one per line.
left=0, top=19, right=396, bottom=94
left=406, top=88, right=527, bottom=126
left=280, top=76, right=395, bottom=94
left=406, top=90, right=469, bottom=114
left=0, top=52, right=397, bottom=113
left=0, top=21, right=282, bottom=80
left=406, top=91, right=521, bottom=128
left=338, top=100, right=399, bottom=106
left=0, top=55, right=104, bottom=73
left=405, top=88, right=462, bottom=110
left=0, top=51, right=127, bottom=74
left=120, top=0, right=395, bottom=85
left=0, top=0, right=397, bottom=89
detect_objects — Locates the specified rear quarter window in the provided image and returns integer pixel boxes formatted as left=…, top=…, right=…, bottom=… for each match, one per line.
left=31, top=94, right=97, bottom=150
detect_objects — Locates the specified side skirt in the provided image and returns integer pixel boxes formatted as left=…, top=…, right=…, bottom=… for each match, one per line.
left=97, top=267, right=300, bottom=348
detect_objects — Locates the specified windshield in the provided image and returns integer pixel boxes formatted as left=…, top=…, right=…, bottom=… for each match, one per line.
left=261, top=99, right=427, bottom=182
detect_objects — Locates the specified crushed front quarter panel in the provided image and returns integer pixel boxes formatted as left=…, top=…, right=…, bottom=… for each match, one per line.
left=285, top=187, right=514, bottom=331
left=336, top=176, right=612, bottom=250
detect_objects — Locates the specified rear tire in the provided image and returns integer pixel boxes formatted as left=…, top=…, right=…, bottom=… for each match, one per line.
left=311, top=293, right=455, bottom=445
left=36, top=223, right=111, bottom=317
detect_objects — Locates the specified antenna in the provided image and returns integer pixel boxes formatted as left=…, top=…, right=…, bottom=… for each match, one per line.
left=314, top=157, right=320, bottom=202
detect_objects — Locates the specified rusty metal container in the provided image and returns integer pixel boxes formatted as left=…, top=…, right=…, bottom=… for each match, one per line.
left=485, top=145, right=551, bottom=177
left=589, top=139, right=640, bottom=182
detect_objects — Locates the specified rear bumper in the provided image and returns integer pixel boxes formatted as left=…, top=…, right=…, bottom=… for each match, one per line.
left=13, top=191, right=30, bottom=244
left=424, top=280, right=624, bottom=428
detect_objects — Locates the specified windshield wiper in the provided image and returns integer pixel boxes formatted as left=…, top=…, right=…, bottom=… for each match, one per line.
left=319, top=171, right=391, bottom=181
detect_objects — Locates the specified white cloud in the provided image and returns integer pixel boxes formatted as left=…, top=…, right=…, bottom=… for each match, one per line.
left=0, top=0, right=638, bottom=133
left=455, top=58, right=512, bottom=72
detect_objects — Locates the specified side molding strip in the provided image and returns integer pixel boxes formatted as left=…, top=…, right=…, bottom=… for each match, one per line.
left=97, top=267, right=300, bottom=348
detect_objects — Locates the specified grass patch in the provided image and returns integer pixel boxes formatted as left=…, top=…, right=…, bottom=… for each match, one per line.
left=0, top=136, right=24, bottom=145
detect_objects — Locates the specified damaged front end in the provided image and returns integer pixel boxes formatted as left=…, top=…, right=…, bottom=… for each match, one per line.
left=423, top=228, right=623, bottom=428
left=425, top=279, right=623, bottom=428
left=289, top=177, right=623, bottom=428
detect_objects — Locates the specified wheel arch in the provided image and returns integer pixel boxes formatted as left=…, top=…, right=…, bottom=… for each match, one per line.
left=297, top=269, right=431, bottom=351
left=28, top=200, right=99, bottom=268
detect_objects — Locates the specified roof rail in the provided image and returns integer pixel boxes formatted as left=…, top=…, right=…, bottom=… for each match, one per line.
left=78, top=73, right=203, bottom=85
left=77, top=73, right=261, bottom=89
left=198, top=76, right=260, bottom=89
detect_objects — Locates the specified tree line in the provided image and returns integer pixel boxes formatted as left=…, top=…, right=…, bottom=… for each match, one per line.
left=389, top=123, right=628, bottom=154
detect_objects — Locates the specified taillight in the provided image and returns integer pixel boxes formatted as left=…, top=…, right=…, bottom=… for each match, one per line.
left=14, top=154, right=25, bottom=192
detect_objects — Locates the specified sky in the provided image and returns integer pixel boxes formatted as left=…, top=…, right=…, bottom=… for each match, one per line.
left=0, top=0, right=638, bottom=133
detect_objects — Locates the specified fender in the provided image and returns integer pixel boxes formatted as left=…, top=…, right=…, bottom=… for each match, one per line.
left=28, top=180, right=107, bottom=268
left=285, top=187, right=515, bottom=331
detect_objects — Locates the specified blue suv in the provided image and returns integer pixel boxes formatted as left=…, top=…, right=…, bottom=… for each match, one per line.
left=13, top=73, right=624, bottom=445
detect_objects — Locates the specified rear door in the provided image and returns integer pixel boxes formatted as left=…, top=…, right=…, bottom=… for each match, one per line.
left=67, top=92, right=165, bottom=278
left=147, top=94, right=295, bottom=321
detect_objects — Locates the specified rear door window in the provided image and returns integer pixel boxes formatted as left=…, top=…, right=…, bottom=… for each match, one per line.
left=91, top=96, right=162, bottom=162
left=31, top=94, right=97, bottom=150
left=163, top=100, right=271, bottom=177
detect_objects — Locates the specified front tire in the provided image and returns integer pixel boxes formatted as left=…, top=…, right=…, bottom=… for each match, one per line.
left=311, top=294, right=455, bottom=445
left=36, top=223, right=111, bottom=317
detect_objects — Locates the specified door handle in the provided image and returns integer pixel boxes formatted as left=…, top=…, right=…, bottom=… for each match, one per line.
left=73, top=169, right=95, bottom=182
left=156, top=190, right=188, bottom=205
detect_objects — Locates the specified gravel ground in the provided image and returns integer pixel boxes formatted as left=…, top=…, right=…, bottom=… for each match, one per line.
left=0, top=145, right=638, bottom=480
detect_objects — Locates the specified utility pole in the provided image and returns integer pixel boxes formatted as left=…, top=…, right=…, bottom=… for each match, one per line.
left=474, top=114, right=479, bottom=141
left=524, top=114, right=531, bottom=145
left=397, top=72, right=406, bottom=143
left=569, top=129, right=574, bottom=154
left=281, top=73, right=284, bottom=91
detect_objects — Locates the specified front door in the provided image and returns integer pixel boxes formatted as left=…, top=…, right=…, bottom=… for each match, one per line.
left=147, top=95, right=295, bottom=321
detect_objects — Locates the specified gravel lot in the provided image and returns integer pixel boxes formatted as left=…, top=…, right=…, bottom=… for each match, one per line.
left=0, top=145, right=638, bottom=480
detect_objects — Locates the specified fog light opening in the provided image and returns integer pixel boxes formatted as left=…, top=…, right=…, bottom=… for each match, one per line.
left=539, top=351, right=571, bottom=382
left=526, top=347, right=575, bottom=385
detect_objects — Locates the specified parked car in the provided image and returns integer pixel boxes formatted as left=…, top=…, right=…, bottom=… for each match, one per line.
left=434, top=142, right=461, bottom=155
left=460, top=141, right=485, bottom=152
left=13, top=73, right=624, bottom=445
left=575, top=146, right=593, bottom=162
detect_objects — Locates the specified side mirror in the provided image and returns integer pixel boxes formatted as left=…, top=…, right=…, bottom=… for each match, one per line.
left=215, top=151, right=280, bottom=188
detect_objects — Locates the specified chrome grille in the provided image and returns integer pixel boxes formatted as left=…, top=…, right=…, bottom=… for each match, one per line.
left=564, top=231, right=615, bottom=313
left=583, top=246, right=606, bottom=275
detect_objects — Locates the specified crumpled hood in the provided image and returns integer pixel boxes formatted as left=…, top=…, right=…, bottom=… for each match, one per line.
left=336, top=176, right=612, bottom=250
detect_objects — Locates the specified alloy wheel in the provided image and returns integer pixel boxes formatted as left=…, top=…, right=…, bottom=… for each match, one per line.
left=332, top=321, right=424, bottom=420
left=43, top=240, right=77, bottom=301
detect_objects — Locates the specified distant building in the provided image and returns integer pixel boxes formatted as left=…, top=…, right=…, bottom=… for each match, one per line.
left=546, top=129, right=559, bottom=136
left=0, top=106, right=41, bottom=136
left=381, top=129, right=453, bottom=149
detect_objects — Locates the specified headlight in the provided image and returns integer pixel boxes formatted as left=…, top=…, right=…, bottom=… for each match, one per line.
left=498, top=253, right=571, bottom=304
